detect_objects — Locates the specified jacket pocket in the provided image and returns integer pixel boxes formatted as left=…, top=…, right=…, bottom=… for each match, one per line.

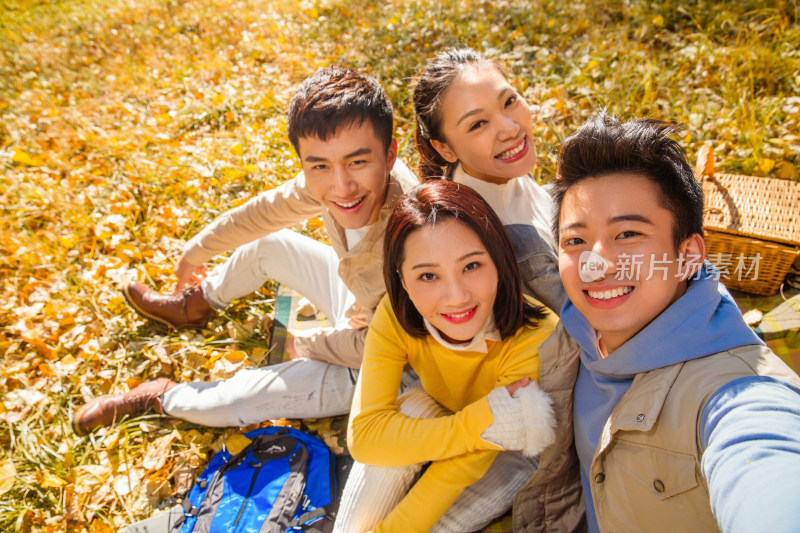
left=604, top=439, right=699, bottom=500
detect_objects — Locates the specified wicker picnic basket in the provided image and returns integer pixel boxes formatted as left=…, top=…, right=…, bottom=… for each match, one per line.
left=694, top=145, right=800, bottom=295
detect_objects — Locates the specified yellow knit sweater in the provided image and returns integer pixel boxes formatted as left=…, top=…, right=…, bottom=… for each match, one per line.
left=348, top=295, right=557, bottom=532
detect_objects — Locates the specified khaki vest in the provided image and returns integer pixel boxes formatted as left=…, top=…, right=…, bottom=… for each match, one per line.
left=590, top=344, right=800, bottom=533
left=323, top=165, right=417, bottom=319
left=514, top=322, right=587, bottom=532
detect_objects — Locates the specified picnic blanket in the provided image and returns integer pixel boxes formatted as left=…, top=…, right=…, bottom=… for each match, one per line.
left=268, top=285, right=331, bottom=365
left=731, top=287, right=800, bottom=373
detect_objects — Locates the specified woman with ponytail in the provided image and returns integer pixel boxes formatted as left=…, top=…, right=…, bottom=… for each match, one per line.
left=412, top=48, right=565, bottom=316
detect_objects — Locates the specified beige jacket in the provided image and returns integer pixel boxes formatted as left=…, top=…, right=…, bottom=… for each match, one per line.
left=513, top=321, right=587, bottom=533
left=182, top=161, right=418, bottom=368
left=589, top=344, right=800, bottom=533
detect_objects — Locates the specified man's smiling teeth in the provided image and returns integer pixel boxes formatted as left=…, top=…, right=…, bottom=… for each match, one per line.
left=445, top=309, right=472, bottom=319
left=495, top=138, right=525, bottom=159
left=334, top=197, right=363, bottom=209
left=587, top=286, right=633, bottom=300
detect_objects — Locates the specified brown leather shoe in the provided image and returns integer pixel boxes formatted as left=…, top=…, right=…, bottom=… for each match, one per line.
left=123, top=281, right=214, bottom=329
left=72, top=378, right=177, bottom=436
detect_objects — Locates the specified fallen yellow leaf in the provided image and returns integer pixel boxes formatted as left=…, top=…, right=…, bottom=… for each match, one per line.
left=306, top=217, right=324, bottom=231
left=90, top=518, right=116, bottom=533
left=222, top=167, right=246, bottom=180
left=224, top=350, right=247, bottom=363
left=142, top=432, right=178, bottom=471
left=757, top=158, right=776, bottom=175
left=0, top=459, right=16, bottom=495
left=11, top=147, right=44, bottom=166
left=250, top=346, right=267, bottom=363
left=37, top=362, right=53, bottom=377
left=56, top=354, right=78, bottom=372
left=72, top=464, right=110, bottom=494
left=37, top=470, right=67, bottom=488
left=20, top=330, right=55, bottom=359
left=102, top=428, right=122, bottom=450
left=774, top=161, right=796, bottom=180
left=225, top=433, right=252, bottom=455
left=258, top=95, right=275, bottom=109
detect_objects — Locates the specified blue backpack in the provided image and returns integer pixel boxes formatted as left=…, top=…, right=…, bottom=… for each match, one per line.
left=172, top=426, right=337, bottom=533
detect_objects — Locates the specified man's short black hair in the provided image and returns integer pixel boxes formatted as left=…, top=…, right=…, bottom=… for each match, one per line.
left=287, top=65, right=394, bottom=154
left=552, top=112, right=704, bottom=250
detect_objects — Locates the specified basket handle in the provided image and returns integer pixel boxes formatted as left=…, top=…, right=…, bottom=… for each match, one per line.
left=694, top=143, right=714, bottom=181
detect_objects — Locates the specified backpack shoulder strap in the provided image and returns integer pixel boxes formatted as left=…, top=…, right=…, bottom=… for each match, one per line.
left=287, top=501, right=338, bottom=532
left=258, top=436, right=310, bottom=533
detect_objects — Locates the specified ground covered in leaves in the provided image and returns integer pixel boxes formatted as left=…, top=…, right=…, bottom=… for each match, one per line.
left=1, top=0, right=798, bottom=530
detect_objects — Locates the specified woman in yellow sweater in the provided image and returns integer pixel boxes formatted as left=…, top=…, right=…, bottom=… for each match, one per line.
left=333, top=179, right=559, bottom=532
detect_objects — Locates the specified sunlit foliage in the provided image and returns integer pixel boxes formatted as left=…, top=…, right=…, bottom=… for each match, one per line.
left=0, top=0, right=798, bottom=530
